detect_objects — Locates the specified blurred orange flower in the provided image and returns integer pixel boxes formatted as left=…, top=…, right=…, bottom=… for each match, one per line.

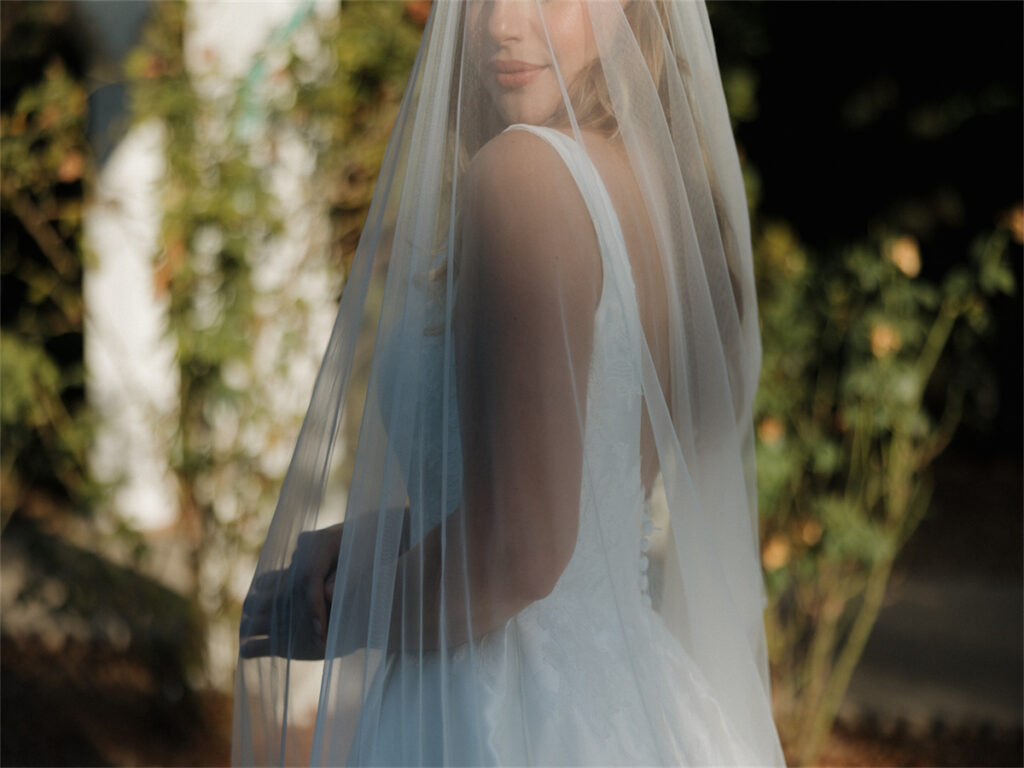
left=762, top=534, right=790, bottom=571
left=405, top=0, right=432, bottom=26
left=801, top=519, right=822, bottom=546
left=870, top=322, right=901, bottom=357
left=1002, top=203, right=1023, bottom=245
left=757, top=416, right=784, bottom=446
left=887, top=235, right=921, bottom=277
left=58, top=150, right=84, bottom=182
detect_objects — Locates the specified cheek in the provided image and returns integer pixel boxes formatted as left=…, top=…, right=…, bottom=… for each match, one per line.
left=544, top=4, right=595, bottom=83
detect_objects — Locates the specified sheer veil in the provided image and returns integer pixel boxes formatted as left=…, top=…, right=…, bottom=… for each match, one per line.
left=234, top=1, right=783, bottom=765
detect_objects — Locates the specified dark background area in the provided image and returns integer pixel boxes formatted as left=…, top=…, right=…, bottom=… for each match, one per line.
left=722, top=1, right=1022, bottom=454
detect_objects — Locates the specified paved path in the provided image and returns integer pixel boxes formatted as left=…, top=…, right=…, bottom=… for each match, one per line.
left=841, top=572, right=1022, bottom=733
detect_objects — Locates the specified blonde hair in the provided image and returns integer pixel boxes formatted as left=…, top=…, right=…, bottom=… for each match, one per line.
left=429, top=0, right=741, bottom=318
left=554, top=0, right=674, bottom=140
left=554, top=0, right=742, bottom=316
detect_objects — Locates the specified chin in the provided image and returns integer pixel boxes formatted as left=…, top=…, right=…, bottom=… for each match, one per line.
left=486, top=80, right=560, bottom=128
left=495, top=97, right=559, bottom=128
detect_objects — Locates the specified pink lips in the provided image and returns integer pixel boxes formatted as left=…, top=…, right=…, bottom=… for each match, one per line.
left=492, top=59, right=545, bottom=89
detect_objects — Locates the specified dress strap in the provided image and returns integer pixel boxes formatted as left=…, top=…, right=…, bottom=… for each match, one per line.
left=501, top=124, right=642, bottom=352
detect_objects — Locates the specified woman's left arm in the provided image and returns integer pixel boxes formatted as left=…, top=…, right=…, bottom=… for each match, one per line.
left=241, top=131, right=601, bottom=658
left=387, top=129, right=602, bottom=651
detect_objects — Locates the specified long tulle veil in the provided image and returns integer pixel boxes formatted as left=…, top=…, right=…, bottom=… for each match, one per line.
left=233, top=1, right=784, bottom=764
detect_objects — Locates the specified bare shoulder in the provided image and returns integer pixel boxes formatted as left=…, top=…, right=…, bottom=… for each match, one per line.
left=464, top=128, right=576, bottom=203
left=460, top=128, right=602, bottom=308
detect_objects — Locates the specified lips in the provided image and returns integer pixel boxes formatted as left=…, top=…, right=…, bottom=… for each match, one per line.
left=491, top=59, right=545, bottom=89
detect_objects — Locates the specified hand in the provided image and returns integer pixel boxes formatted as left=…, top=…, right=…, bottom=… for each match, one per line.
left=239, top=523, right=344, bottom=660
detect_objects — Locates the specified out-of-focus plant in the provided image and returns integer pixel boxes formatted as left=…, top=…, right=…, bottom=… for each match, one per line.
left=0, top=8, right=211, bottom=746
left=753, top=215, right=1017, bottom=764
left=1, top=8, right=96, bottom=530
left=122, top=0, right=425, bottom=682
left=125, top=3, right=284, bottom=631
left=284, top=0, right=428, bottom=263
left=711, top=5, right=1021, bottom=758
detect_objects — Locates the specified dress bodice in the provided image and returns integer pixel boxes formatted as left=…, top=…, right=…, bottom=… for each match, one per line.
left=500, top=124, right=649, bottom=612
left=395, top=124, right=649, bottom=581
left=352, top=125, right=758, bottom=767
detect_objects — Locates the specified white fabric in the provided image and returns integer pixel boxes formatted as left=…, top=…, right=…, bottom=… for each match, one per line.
left=234, top=2, right=785, bottom=765
left=346, top=124, right=758, bottom=767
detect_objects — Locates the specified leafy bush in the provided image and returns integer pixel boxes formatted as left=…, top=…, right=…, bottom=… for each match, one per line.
left=753, top=216, right=1016, bottom=763
left=1, top=7, right=96, bottom=527
left=123, top=0, right=425, bottom=683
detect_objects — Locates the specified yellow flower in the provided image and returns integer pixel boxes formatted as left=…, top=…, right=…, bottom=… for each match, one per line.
left=757, top=416, right=785, bottom=446
left=801, top=519, right=823, bottom=546
left=887, top=235, right=921, bottom=278
left=762, top=534, right=790, bottom=571
left=870, top=323, right=902, bottom=358
left=58, top=150, right=84, bottom=183
left=1002, top=204, right=1023, bottom=245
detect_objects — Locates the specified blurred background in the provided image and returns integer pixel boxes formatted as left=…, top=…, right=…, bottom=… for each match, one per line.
left=0, top=1, right=1020, bottom=765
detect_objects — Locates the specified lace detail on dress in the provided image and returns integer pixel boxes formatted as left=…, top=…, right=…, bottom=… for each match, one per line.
left=640, top=497, right=654, bottom=609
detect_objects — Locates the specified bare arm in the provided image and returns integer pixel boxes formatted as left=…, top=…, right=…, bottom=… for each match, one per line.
left=241, top=131, right=601, bottom=658
left=388, top=130, right=601, bottom=651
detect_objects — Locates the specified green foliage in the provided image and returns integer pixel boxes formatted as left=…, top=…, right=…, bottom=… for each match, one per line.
left=0, top=332, right=90, bottom=502
left=753, top=215, right=1016, bottom=762
left=122, top=0, right=424, bottom=682
left=1, top=17, right=96, bottom=524
left=0, top=7, right=212, bottom=721
left=284, top=1, right=424, bottom=260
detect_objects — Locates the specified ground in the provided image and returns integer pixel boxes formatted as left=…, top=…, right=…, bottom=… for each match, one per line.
left=2, top=451, right=1020, bottom=767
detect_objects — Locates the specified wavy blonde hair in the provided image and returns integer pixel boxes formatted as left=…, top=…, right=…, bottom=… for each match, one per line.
left=552, top=0, right=742, bottom=316
left=428, top=0, right=740, bottom=318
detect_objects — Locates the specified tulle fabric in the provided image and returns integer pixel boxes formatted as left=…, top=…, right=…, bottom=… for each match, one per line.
left=233, top=2, right=784, bottom=765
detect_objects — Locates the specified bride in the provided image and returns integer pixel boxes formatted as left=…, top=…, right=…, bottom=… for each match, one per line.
left=235, top=1, right=785, bottom=765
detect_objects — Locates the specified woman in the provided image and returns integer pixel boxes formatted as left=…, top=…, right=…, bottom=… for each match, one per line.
left=235, top=1, right=784, bottom=765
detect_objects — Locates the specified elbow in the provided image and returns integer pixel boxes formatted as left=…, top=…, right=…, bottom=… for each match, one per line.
left=506, top=534, right=576, bottom=604
left=465, top=492, right=580, bottom=607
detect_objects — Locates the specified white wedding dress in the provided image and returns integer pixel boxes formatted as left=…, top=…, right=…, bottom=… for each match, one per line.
left=348, top=125, right=760, bottom=767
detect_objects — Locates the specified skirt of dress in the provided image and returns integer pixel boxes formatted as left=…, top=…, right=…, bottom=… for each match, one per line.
left=346, top=584, right=759, bottom=767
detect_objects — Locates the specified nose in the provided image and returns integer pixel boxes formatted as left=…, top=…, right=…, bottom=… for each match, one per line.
left=488, top=0, right=527, bottom=44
